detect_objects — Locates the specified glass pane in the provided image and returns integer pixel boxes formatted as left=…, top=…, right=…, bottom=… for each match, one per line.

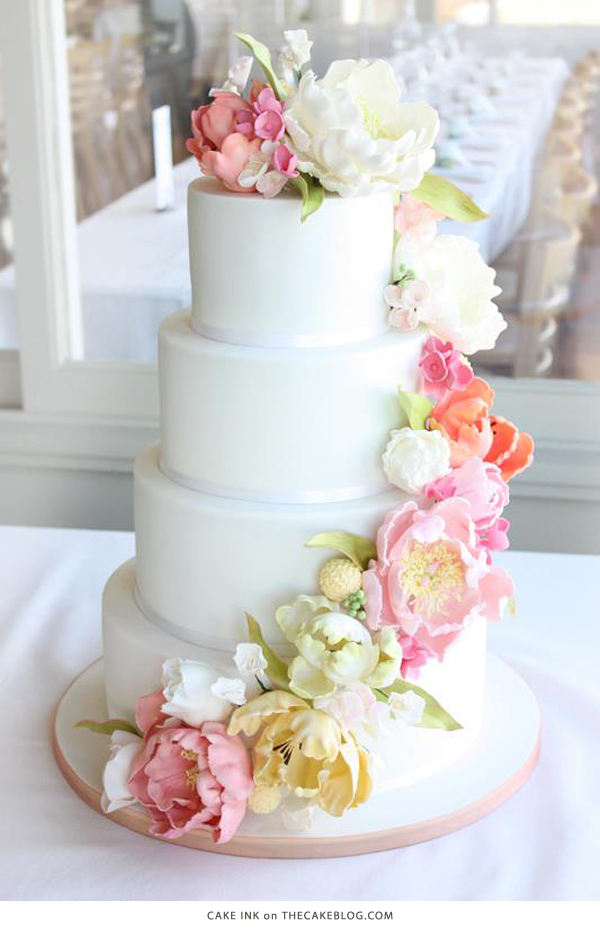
left=65, top=0, right=212, bottom=362
left=0, top=55, right=17, bottom=351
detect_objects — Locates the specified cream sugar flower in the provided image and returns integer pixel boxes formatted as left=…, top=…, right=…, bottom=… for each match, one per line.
left=284, top=58, right=439, bottom=196
left=382, top=427, right=452, bottom=495
left=393, top=234, right=505, bottom=355
left=276, top=596, right=402, bottom=700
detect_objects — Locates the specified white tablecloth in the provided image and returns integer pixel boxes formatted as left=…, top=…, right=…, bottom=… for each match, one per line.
left=0, top=58, right=568, bottom=363
left=0, top=525, right=598, bottom=901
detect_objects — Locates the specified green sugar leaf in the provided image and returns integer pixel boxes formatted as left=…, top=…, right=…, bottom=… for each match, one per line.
left=305, top=531, right=377, bottom=570
left=234, top=33, right=286, bottom=101
left=246, top=613, right=290, bottom=690
left=75, top=718, right=141, bottom=737
left=376, top=680, right=463, bottom=731
left=290, top=172, right=325, bottom=222
left=397, top=389, right=434, bottom=430
left=411, top=173, right=488, bottom=223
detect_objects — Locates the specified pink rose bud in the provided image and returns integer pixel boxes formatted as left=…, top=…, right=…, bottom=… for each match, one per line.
left=272, top=144, right=299, bottom=177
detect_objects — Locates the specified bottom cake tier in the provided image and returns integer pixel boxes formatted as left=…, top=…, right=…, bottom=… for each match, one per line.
left=103, top=559, right=487, bottom=793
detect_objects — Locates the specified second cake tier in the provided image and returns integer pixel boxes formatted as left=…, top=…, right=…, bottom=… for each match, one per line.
left=135, top=442, right=409, bottom=648
left=159, top=311, right=425, bottom=502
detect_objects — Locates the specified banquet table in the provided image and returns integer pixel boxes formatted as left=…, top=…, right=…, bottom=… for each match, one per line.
left=0, top=524, right=598, bottom=902
left=0, top=57, right=568, bottom=363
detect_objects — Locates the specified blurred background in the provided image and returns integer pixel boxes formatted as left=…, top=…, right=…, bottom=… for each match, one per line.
left=0, top=0, right=599, bottom=552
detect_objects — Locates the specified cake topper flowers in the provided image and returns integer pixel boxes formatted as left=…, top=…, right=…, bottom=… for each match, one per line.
left=186, top=31, right=489, bottom=223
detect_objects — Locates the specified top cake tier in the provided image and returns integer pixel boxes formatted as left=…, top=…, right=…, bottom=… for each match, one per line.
left=188, top=178, right=393, bottom=348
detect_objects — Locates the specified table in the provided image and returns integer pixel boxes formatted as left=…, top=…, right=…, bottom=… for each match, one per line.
left=441, top=57, right=569, bottom=258
left=0, top=58, right=569, bottom=362
left=0, top=525, right=598, bottom=901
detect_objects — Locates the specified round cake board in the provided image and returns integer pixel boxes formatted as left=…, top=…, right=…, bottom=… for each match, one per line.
left=54, top=656, right=540, bottom=859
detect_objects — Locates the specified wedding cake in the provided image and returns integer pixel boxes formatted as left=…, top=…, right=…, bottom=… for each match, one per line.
left=85, top=31, right=534, bottom=845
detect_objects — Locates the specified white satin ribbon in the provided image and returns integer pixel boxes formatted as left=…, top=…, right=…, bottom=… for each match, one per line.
left=190, top=316, right=388, bottom=349
left=134, top=583, right=239, bottom=653
left=134, top=583, right=293, bottom=656
left=159, top=458, right=391, bottom=505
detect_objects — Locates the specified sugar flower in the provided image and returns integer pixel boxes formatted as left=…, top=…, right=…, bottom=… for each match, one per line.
left=388, top=690, right=426, bottom=726
left=425, top=457, right=510, bottom=548
left=385, top=278, right=432, bottom=331
left=275, top=600, right=402, bottom=699
left=382, top=427, right=451, bottom=495
left=127, top=704, right=253, bottom=843
left=393, top=234, right=505, bottom=354
left=398, top=633, right=436, bottom=679
left=234, top=642, right=268, bottom=678
left=101, top=730, right=144, bottom=814
left=284, top=59, right=438, bottom=197
left=161, top=658, right=236, bottom=727
left=211, top=676, right=247, bottom=706
left=419, top=336, right=474, bottom=401
left=280, top=29, right=313, bottom=72
left=210, top=56, right=253, bottom=97
left=394, top=194, right=444, bottom=242
left=430, top=378, right=534, bottom=480
left=228, top=691, right=372, bottom=817
left=429, top=377, right=495, bottom=467
left=363, top=498, right=514, bottom=659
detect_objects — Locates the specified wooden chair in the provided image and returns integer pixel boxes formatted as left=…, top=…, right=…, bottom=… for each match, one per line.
left=483, top=213, right=581, bottom=377
left=68, top=38, right=125, bottom=217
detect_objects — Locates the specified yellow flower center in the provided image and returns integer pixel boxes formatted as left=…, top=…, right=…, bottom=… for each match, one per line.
left=358, top=99, right=395, bottom=140
left=180, top=748, right=199, bottom=789
left=400, top=541, right=465, bottom=617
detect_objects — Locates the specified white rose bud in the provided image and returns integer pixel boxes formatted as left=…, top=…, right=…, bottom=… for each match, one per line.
left=161, top=658, right=233, bottom=727
left=382, top=427, right=451, bottom=495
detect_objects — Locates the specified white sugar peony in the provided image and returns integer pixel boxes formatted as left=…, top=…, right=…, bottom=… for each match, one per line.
left=161, top=658, right=234, bottom=727
left=388, top=690, right=426, bottom=726
left=393, top=234, right=505, bottom=354
left=101, top=730, right=143, bottom=814
left=382, top=427, right=451, bottom=495
left=284, top=59, right=439, bottom=196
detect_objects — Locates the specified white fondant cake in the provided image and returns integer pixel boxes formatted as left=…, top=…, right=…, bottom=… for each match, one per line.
left=103, top=560, right=487, bottom=792
left=188, top=179, right=393, bottom=346
left=87, top=33, right=532, bottom=844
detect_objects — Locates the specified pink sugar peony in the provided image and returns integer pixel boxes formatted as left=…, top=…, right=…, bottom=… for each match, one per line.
left=127, top=689, right=253, bottom=843
left=363, top=498, right=514, bottom=660
left=186, top=93, right=254, bottom=158
left=425, top=457, right=509, bottom=538
left=199, top=133, right=262, bottom=192
left=419, top=336, right=474, bottom=402
left=272, top=144, right=299, bottom=177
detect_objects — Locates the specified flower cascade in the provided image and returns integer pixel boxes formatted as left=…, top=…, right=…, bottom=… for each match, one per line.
left=78, top=602, right=462, bottom=841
